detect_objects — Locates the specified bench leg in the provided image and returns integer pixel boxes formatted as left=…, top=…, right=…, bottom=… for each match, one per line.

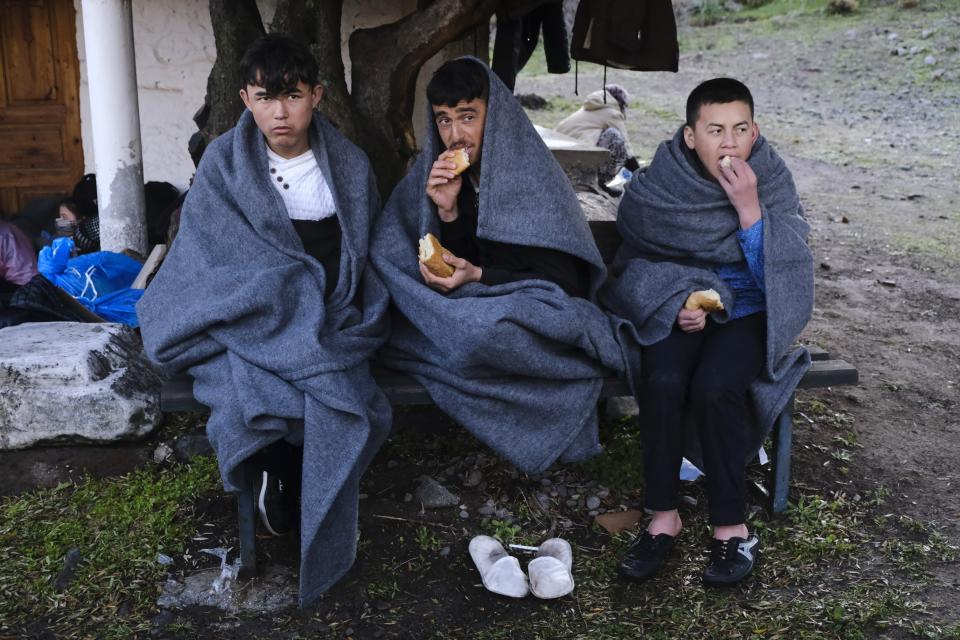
left=771, top=395, right=795, bottom=515
left=236, top=464, right=258, bottom=580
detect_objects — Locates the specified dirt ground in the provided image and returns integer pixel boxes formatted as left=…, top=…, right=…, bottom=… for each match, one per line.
left=2, top=1, right=958, bottom=638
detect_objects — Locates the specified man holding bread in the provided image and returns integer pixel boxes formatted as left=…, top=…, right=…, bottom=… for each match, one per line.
left=600, top=78, right=814, bottom=586
left=138, top=34, right=391, bottom=606
left=372, top=58, right=634, bottom=479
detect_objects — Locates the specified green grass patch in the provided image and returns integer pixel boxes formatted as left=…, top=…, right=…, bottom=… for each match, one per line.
left=577, top=417, right=646, bottom=492
left=0, top=457, right=220, bottom=639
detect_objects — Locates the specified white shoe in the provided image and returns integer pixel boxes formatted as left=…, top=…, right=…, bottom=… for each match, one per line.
left=468, top=535, right=529, bottom=598
left=528, top=538, right=574, bottom=599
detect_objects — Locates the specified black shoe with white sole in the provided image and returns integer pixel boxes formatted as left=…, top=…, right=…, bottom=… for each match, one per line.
left=255, top=470, right=294, bottom=536
left=703, top=534, right=759, bottom=586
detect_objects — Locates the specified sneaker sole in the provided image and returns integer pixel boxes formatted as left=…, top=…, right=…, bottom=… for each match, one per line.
left=257, top=471, right=284, bottom=537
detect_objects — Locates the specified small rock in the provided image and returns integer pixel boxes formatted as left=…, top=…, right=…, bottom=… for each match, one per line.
left=586, top=496, right=602, bottom=510
left=820, top=262, right=832, bottom=271
left=540, top=478, right=552, bottom=487
left=605, top=396, right=638, bottom=419
left=414, top=477, right=459, bottom=509
left=888, top=32, right=900, bottom=41
left=681, top=495, right=699, bottom=506
left=156, top=553, right=175, bottom=566
left=403, top=493, right=413, bottom=502
left=386, top=459, right=399, bottom=469
left=374, top=600, right=391, bottom=611
left=53, top=548, right=82, bottom=592
left=932, top=68, right=946, bottom=80
left=478, top=505, right=496, bottom=516
left=588, top=510, right=599, bottom=517
left=464, top=469, right=483, bottom=487
left=516, top=93, right=548, bottom=110
left=173, top=433, right=213, bottom=462
left=724, top=0, right=742, bottom=11
left=459, top=510, right=470, bottom=519
left=153, top=443, right=174, bottom=464
left=878, top=279, right=897, bottom=287
left=537, top=493, right=551, bottom=508
left=439, top=546, right=451, bottom=557
left=150, top=609, right=174, bottom=636
left=924, top=55, right=936, bottom=65
left=841, top=216, right=850, bottom=223
left=909, top=45, right=922, bottom=55
left=921, top=29, right=935, bottom=39
left=891, top=46, right=907, bottom=56
left=555, top=485, right=568, bottom=498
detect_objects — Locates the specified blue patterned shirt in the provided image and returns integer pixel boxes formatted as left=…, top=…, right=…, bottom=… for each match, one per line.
left=715, top=219, right=765, bottom=319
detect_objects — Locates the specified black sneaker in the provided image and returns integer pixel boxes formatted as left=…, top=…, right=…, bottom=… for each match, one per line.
left=618, top=532, right=677, bottom=582
left=255, top=471, right=294, bottom=536
left=702, top=534, right=760, bottom=586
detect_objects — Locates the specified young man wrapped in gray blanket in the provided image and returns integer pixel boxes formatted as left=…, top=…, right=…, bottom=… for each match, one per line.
left=137, top=35, right=391, bottom=606
left=371, top=58, right=634, bottom=479
left=600, top=78, right=814, bottom=586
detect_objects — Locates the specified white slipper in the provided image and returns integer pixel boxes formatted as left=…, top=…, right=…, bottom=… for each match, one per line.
left=469, top=535, right=529, bottom=598
left=528, top=538, right=574, bottom=599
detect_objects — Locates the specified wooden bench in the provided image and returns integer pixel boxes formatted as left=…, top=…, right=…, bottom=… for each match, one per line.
left=157, top=214, right=858, bottom=578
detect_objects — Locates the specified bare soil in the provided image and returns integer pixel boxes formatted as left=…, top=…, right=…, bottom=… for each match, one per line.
left=2, top=1, right=958, bottom=638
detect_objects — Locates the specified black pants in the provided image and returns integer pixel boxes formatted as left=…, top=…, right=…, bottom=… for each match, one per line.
left=638, top=313, right=766, bottom=526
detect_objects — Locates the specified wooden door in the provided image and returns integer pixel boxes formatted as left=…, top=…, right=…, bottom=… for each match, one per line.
left=0, top=0, right=83, bottom=218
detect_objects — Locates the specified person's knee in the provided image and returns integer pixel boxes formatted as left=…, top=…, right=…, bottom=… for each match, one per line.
left=639, top=369, right=688, bottom=402
left=689, top=375, right=745, bottom=410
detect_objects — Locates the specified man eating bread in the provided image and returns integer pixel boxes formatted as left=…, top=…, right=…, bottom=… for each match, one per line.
left=600, top=78, right=814, bottom=587
left=372, top=58, right=635, bottom=482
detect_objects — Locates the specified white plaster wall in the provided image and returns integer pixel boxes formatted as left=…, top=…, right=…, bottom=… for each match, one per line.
left=74, top=0, right=477, bottom=191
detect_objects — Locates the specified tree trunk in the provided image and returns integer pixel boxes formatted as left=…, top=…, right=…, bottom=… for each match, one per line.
left=273, top=0, right=360, bottom=145
left=195, top=0, right=265, bottom=150
left=350, top=0, right=499, bottom=194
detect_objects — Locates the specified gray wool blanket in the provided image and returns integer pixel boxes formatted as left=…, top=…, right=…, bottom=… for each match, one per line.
left=370, top=58, right=632, bottom=473
left=137, top=111, right=391, bottom=607
left=600, top=128, right=814, bottom=462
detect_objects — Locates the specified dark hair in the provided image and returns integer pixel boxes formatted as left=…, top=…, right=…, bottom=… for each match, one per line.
left=685, top=78, right=754, bottom=127
left=58, top=198, right=82, bottom=218
left=71, top=173, right=98, bottom=218
left=239, top=34, right=318, bottom=93
left=426, top=58, right=489, bottom=108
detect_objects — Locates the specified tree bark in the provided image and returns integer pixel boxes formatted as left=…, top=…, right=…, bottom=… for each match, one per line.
left=273, top=0, right=360, bottom=145
left=196, top=0, right=265, bottom=148
left=350, top=0, right=499, bottom=194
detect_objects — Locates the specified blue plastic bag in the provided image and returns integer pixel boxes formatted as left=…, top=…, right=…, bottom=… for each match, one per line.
left=37, top=237, right=144, bottom=326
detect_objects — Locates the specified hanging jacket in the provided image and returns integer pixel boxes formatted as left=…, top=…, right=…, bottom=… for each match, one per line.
left=570, top=0, right=678, bottom=72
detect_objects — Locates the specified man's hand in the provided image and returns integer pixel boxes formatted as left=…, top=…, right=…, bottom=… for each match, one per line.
left=718, top=157, right=762, bottom=229
left=677, top=307, right=706, bottom=333
left=419, top=253, right=481, bottom=293
left=426, top=151, right=462, bottom=222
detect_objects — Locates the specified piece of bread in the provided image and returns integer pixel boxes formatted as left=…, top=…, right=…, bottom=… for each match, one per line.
left=684, top=289, right=724, bottom=312
left=449, top=148, right=470, bottom=176
left=418, top=233, right=456, bottom=278
left=720, top=155, right=733, bottom=169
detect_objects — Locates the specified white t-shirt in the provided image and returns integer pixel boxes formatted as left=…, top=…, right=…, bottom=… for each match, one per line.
left=266, top=147, right=337, bottom=221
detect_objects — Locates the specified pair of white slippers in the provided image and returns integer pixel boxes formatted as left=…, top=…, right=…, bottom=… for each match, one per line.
left=468, top=535, right=574, bottom=599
